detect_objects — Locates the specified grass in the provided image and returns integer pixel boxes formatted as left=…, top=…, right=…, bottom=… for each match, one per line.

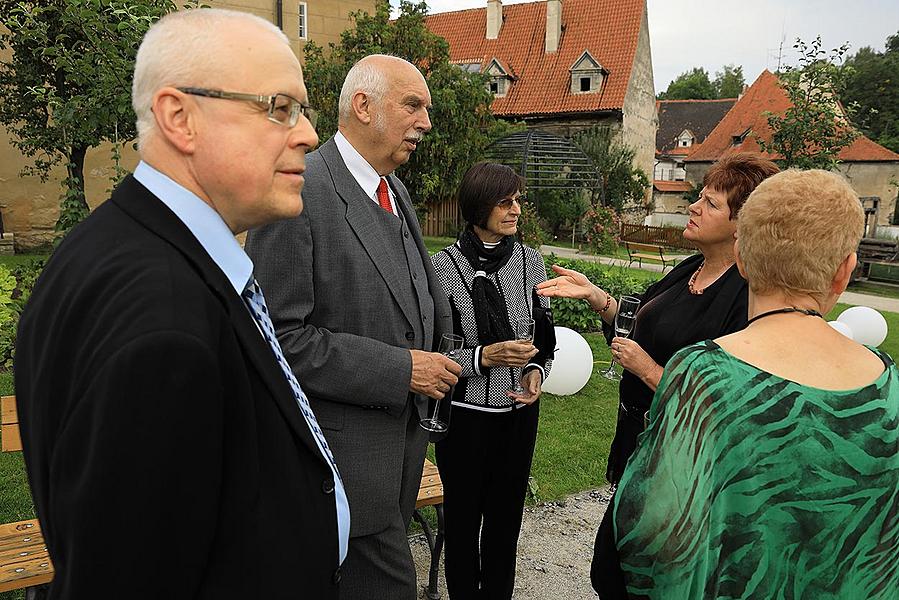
left=847, top=280, right=899, bottom=300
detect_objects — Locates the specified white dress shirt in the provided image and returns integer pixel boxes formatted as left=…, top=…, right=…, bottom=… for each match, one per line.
left=334, top=131, right=399, bottom=215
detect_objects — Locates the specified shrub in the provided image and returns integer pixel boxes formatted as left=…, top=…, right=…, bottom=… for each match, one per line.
left=0, top=259, right=46, bottom=367
left=519, top=200, right=548, bottom=249
left=582, top=205, right=621, bottom=255
left=543, top=255, right=657, bottom=332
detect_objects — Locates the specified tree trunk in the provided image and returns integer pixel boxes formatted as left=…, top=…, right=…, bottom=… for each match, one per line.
left=68, top=144, right=88, bottom=211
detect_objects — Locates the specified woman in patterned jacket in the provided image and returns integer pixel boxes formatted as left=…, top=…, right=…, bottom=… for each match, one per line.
left=595, top=169, right=899, bottom=599
left=431, top=162, right=553, bottom=600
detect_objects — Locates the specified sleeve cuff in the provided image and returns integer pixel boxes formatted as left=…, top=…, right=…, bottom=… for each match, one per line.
left=524, top=363, right=545, bottom=382
left=474, top=345, right=484, bottom=376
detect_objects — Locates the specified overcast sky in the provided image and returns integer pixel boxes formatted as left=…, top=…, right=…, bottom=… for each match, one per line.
left=389, top=0, right=899, bottom=94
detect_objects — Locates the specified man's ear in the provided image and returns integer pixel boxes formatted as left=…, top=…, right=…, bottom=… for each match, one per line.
left=151, top=87, right=197, bottom=154
left=351, top=91, right=373, bottom=125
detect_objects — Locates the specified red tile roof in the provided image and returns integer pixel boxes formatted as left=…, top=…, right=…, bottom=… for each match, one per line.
left=653, top=180, right=693, bottom=193
left=424, top=0, right=646, bottom=116
left=686, top=70, right=899, bottom=163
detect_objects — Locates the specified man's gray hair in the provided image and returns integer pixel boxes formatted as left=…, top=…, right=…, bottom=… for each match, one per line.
left=132, top=8, right=289, bottom=148
left=337, top=55, right=397, bottom=124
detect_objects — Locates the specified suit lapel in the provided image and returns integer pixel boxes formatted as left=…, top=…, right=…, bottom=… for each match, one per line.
left=111, top=177, right=328, bottom=463
left=319, top=140, right=419, bottom=329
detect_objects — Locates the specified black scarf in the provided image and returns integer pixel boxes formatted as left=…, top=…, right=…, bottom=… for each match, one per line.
left=457, top=226, right=516, bottom=345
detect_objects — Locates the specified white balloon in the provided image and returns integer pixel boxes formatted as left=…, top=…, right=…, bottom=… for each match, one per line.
left=827, top=320, right=854, bottom=340
left=837, top=306, right=888, bottom=347
left=542, top=326, right=594, bottom=396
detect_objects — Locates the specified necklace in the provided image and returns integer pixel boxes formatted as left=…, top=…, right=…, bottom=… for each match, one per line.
left=687, top=261, right=705, bottom=295
left=746, top=307, right=824, bottom=326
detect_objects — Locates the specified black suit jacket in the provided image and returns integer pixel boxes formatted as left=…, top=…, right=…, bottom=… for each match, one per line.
left=15, top=176, right=340, bottom=599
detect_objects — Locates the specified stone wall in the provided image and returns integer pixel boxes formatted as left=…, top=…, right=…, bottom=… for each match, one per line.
left=0, top=0, right=375, bottom=250
left=619, top=4, right=657, bottom=187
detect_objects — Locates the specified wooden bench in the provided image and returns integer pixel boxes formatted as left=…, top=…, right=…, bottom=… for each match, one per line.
left=624, top=241, right=679, bottom=270
left=1, top=395, right=446, bottom=599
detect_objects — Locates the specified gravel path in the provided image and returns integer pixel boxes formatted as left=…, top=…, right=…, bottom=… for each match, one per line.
left=411, top=487, right=613, bottom=599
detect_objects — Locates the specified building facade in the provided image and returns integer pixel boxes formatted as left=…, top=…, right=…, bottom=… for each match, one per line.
left=0, top=0, right=375, bottom=249
left=423, top=0, right=657, bottom=191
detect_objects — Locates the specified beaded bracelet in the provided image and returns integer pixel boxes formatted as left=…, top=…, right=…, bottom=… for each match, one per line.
left=596, top=292, right=612, bottom=314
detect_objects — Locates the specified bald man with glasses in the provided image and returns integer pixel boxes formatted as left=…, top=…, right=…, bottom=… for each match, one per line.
left=15, top=9, right=346, bottom=599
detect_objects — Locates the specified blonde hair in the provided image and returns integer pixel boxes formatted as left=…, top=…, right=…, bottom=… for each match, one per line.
left=132, top=8, right=288, bottom=147
left=737, top=169, right=863, bottom=298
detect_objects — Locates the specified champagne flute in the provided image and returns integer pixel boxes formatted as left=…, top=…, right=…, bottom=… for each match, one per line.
left=602, top=296, right=641, bottom=381
left=510, top=318, right=536, bottom=396
left=419, top=333, right=464, bottom=433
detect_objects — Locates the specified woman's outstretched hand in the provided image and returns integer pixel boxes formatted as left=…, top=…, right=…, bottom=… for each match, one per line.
left=536, top=265, right=607, bottom=311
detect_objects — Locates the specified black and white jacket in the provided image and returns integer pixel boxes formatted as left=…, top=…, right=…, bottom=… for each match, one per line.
left=432, top=240, right=553, bottom=412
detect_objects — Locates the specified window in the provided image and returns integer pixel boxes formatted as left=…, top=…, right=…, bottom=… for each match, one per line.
left=298, top=2, right=307, bottom=40
left=680, top=140, right=689, bottom=147
left=580, top=77, right=591, bottom=92
left=490, top=81, right=499, bottom=94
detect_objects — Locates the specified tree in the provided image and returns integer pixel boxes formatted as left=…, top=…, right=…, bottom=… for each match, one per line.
left=303, top=0, right=515, bottom=208
left=0, top=0, right=196, bottom=234
left=572, top=125, right=650, bottom=214
left=532, top=182, right=588, bottom=238
left=714, top=64, right=745, bottom=98
left=657, top=67, right=716, bottom=100
left=758, top=36, right=859, bottom=170
left=843, top=31, right=899, bottom=152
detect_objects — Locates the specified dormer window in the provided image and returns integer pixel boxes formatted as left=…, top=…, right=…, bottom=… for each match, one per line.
left=569, top=51, right=606, bottom=95
left=485, top=58, right=513, bottom=98
left=677, top=129, right=695, bottom=148
left=731, top=128, right=750, bottom=146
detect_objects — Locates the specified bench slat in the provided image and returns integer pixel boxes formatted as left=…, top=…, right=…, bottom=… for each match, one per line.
left=1, top=396, right=16, bottom=425
left=416, top=458, right=443, bottom=509
left=1, top=424, right=21, bottom=453
left=0, top=520, right=52, bottom=593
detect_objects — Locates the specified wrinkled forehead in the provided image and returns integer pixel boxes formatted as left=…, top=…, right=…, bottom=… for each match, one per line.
left=213, top=23, right=304, bottom=97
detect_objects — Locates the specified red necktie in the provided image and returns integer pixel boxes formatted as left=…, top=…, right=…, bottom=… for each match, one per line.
left=376, top=178, right=394, bottom=215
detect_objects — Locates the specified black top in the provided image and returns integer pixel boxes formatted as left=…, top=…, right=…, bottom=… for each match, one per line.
left=603, top=253, right=748, bottom=483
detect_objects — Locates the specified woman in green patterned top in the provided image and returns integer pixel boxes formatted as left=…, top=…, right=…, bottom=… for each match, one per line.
left=595, top=169, right=899, bottom=599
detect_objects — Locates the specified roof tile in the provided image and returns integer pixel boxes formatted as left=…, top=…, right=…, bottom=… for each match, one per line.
left=686, top=70, right=899, bottom=163
left=424, top=0, right=645, bottom=116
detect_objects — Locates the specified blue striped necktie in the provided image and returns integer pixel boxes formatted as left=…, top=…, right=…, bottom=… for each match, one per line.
left=242, top=278, right=341, bottom=479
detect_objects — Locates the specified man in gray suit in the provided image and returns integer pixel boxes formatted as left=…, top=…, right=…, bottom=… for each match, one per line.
left=245, top=54, right=460, bottom=599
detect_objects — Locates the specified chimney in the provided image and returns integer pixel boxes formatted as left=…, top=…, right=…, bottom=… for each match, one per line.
left=545, top=0, right=562, bottom=53
left=487, top=0, right=502, bottom=40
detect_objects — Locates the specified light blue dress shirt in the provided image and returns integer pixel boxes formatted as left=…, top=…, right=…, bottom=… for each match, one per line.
left=134, top=161, right=350, bottom=563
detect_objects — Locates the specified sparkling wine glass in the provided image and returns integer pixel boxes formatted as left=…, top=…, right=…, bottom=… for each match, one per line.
left=510, top=318, right=536, bottom=396
left=419, top=333, right=464, bottom=433
left=602, top=296, right=641, bottom=381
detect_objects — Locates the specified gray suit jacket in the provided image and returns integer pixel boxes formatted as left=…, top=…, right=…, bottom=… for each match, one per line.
left=245, top=137, right=452, bottom=536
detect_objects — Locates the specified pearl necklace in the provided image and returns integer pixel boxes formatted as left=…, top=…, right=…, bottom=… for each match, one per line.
left=688, top=261, right=706, bottom=295
left=688, top=260, right=733, bottom=295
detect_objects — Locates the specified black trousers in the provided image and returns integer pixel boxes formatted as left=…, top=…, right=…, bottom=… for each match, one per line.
left=434, top=402, right=540, bottom=600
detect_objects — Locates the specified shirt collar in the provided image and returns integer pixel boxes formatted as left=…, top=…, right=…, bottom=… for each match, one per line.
left=334, top=130, right=388, bottom=200
left=133, top=161, right=254, bottom=296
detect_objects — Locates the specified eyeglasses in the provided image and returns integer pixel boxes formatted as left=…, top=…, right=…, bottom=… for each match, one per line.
left=496, top=195, right=525, bottom=209
left=176, top=87, right=318, bottom=128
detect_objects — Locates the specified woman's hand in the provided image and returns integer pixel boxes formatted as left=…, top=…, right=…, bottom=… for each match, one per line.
left=536, top=265, right=608, bottom=312
left=610, top=337, right=664, bottom=391
left=482, top=340, right=538, bottom=368
left=508, top=369, right=542, bottom=405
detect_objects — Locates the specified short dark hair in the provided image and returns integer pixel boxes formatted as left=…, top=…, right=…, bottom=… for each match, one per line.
left=458, top=162, right=524, bottom=228
left=703, top=153, right=780, bottom=219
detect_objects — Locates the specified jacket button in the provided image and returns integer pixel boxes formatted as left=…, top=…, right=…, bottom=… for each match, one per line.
left=332, top=567, right=342, bottom=584
left=405, top=331, right=414, bottom=341
left=322, top=478, right=335, bottom=494
left=403, top=230, right=409, bottom=239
